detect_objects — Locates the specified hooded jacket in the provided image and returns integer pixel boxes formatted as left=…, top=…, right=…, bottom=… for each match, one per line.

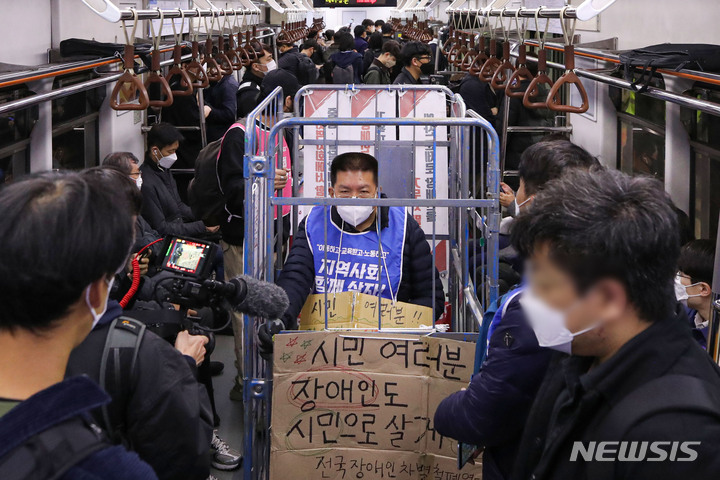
left=330, top=50, right=364, bottom=84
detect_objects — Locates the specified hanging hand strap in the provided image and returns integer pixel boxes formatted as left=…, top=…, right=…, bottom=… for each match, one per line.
left=546, top=6, right=589, bottom=113
left=110, top=8, right=149, bottom=111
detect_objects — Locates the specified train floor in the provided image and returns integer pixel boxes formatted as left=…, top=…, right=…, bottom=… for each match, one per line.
left=211, top=334, right=245, bottom=480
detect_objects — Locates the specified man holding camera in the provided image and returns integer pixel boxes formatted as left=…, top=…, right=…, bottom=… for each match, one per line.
left=0, top=172, right=157, bottom=479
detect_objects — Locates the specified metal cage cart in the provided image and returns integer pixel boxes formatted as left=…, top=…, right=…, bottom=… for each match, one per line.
left=241, top=85, right=500, bottom=480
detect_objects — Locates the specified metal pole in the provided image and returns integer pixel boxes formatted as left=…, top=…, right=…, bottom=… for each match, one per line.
left=116, top=8, right=256, bottom=21
left=516, top=53, right=720, bottom=118
left=0, top=53, right=193, bottom=116
left=447, top=7, right=580, bottom=19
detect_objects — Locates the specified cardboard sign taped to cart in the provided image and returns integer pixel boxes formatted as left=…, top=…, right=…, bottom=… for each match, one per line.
left=270, top=331, right=482, bottom=479
left=298, top=291, right=434, bottom=330
left=300, top=88, right=449, bottom=236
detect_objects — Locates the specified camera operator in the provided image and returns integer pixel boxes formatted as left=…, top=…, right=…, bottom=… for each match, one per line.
left=66, top=167, right=240, bottom=477
left=0, top=171, right=157, bottom=479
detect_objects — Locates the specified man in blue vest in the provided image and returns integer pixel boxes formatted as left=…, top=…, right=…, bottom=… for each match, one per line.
left=267, top=152, right=445, bottom=340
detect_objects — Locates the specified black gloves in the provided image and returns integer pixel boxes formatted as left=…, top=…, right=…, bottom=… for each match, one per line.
left=257, top=319, right=285, bottom=360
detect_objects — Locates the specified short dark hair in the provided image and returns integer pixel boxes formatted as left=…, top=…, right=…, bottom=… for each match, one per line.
left=354, top=25, right=367, bottom=38
left=0, top=172, right=133, bottom=331
left=381, top=23, right=393, bottom=35
left=324, top=29, right=335, bottom=41
left=249, top=41, right=273, bottom=64
left=518, top=141, right=600, bottom=196
left=82, top=166, right=142, bottom=216
left=375, top=20, right=385, bottom=28
left=330, top=152, right=379, bottom=186
left=368, top=32, right=383, bottom=50
left=336, top=32, right=355, bottom=52
left=511, top=169, right=681, bottom=323
left=259, top=68, right=301, bottom=105
left=362, top=19, right=375, bottom=28
left=383, top=40, right=401, bottom=59
left=678, top=239, right=716, bottom=285
left=400, top=41, right=432, bottom=66
left=301, top=39, right=319, bottom=51
left=147, top=123, right=184, bottom=151
left=102, top=151, right=140, bottom=176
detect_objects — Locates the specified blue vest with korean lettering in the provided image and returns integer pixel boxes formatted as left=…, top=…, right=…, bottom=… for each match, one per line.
left=306, top=206, right=407, bottom=300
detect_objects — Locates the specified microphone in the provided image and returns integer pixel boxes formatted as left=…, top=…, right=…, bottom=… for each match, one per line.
left=204, top=275, right=289, bottom=319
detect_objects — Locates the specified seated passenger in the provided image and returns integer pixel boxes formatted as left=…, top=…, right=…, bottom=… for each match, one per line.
left=0, top=172, right=157, bottom=479
left=676, top=239, right=716, bottom=348
left=363, top=40, right=400, bottom=85
left=435, top=140, right=599, bottom=480
left=270, top=152, right=445, bottom=340
left=511, top=169, right=720, bottom=479
left=394, top=41, right=434, bottom=85
left=140, top=123, right=220, bottom=237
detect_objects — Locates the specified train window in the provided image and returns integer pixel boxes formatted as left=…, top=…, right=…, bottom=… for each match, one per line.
left=612, top=73, right=666, bottom=181
left=0, top=85, right=37, bottom=183
left=51, top=73, right=104, bottom=170
left=681, top=84, right=720, bottom=239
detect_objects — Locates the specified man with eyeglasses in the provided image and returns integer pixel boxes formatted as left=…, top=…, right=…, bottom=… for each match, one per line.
left=260, top=153, right=445, bottom=353
left=393, top=41, right=435, bottom=85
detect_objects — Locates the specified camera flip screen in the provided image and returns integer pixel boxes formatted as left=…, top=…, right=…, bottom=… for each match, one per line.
left=163, top=237, right=211, bottom=276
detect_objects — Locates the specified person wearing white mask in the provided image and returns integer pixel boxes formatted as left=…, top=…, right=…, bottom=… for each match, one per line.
left=435, top=140, right=599, bottom=480
left=0, top=172, right=159, bottom=479
left=140, top=123, right=220, bottom=238
left=237, top=41, right=277, bottom=119
left=363, top=40, right=401, bottom=85
left=264, top=152, right=445, bottom=352
left=676, top=239, right=716, bottom=348
left=507, top=169, right=720, bottom=480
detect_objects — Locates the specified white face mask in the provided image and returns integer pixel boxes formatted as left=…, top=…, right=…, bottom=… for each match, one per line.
left=260, top=59, right=277, bottom=73
left=336, top=199, right=374, bottom=228
left=511, top=196, right=533, bottom=217
left=519, top=287, right=598, bottom=354
left=155, top=149, right=178, bottom=169
left=133, top=175, right=143, bottom=190
left=85, top=276, right=115, bottom=330
left=674, top=274, right=703, bottom=307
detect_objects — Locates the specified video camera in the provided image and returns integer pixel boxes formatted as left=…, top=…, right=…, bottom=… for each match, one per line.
left=151, top=236, right=234, bottom=353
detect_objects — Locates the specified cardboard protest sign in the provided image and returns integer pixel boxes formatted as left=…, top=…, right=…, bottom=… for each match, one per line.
left=271, top=331, right=482, bottom=479
left=298, top=291, right=435, bottom=330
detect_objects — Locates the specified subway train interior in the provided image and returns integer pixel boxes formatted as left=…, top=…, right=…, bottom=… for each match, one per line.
left=2, top=1, right=720, bottom=480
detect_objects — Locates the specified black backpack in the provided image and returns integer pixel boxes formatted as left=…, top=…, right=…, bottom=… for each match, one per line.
left=188, top=123, right=245, bottom=226
left=332, top=63, right=355, bottom=84
left=619, top=43, right=720, bottom=92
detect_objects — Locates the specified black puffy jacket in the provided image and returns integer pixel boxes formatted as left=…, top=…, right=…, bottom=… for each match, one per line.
left=276, top=205, right=445, bottom=329
left=278, top=47, right=318, bottom=85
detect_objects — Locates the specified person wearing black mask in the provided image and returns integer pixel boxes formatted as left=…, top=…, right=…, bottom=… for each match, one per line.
left=393, top=41, right=434, bottom=84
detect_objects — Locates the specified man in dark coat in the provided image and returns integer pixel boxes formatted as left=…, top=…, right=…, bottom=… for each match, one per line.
left=204, top=73, right=239, bottom=143
left=394, top=41, right=433, bottom=85
left=278, top=39, right=318, bottom=86
left=270, top=152, right=445, bottom=337
left=508, top=169, right=720, bottom=480
left=434, top=141, right=600, bottom=480
left=237, top=42, right=276, bottom=118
